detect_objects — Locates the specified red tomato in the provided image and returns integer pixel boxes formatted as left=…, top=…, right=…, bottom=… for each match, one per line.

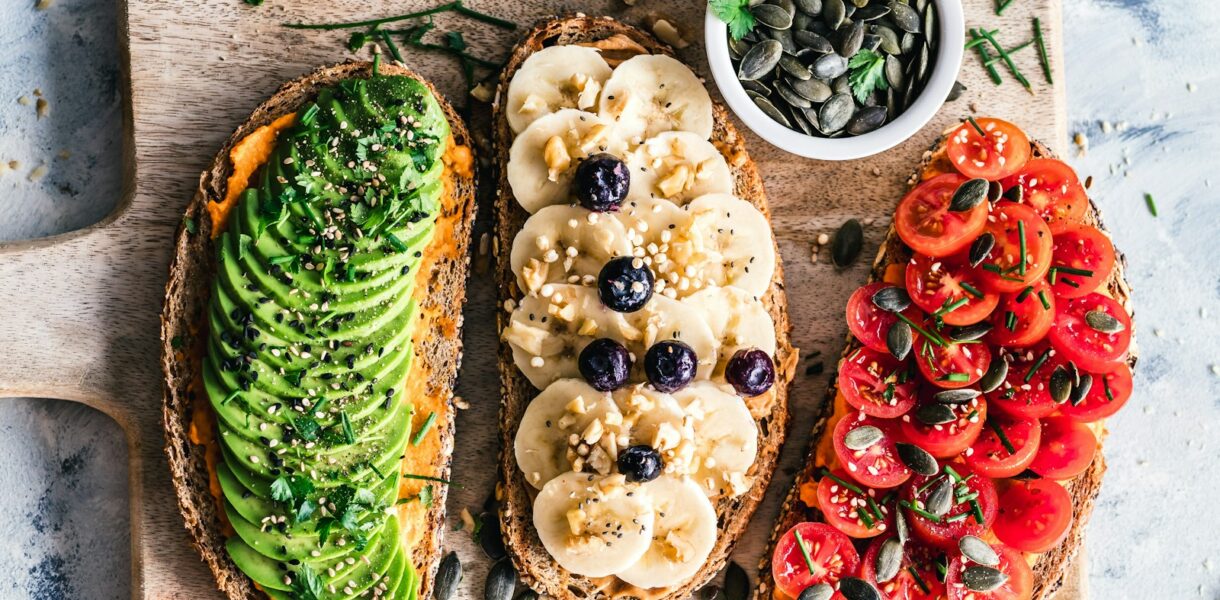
left=902, top=462, right=998, bottom=549
left=896, top=174, right=990, bottom=258
left=772, top=522, right=861, bottom=600
left=994, top=479, right=1074, bottom=553
left=913, top=333, right=993, bottom=390
left=817, top=469, right=893, bottom=538
left=999, top=158, right=1088, bottom=223
left=1047, top=223, right=1116, bottom=298
left=964, top=416, right=1041, bottom=478
left=945, top=542, right=1033, bottom=600
left=849, top=282, right=918, bottom=353
left=840, top=348, right=920, bottom=419
left=906, top=253, right=999, bottom=326
left=946, top=118, right=1031, bottom=180
left=861, top=536, right=948, bottom=600
left=987, top=279, right=1055, bottom=347
left=985, top=345, right=1063, bottom=420
left=900, top=392, right=987, bottom=458
left=977, top=203, right=1054, bottom=293
left=833, top=411, right=913, bottom=489
left=1047, top=293, right=1132, bottom=372
left=1028, top=416, right=1097, bottom=480
left=1058, top=363, right=1134, bottom=422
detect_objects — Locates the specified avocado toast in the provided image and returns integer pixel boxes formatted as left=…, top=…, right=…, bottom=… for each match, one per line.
left=161, top=61, right=475, bottom=600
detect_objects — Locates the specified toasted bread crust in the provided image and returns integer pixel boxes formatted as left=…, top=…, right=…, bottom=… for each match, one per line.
left=755, top=136, right=1137, bottom=600
left=159, top=61, right=476, bottom=600
left=491, top=16, right=797, bottom=600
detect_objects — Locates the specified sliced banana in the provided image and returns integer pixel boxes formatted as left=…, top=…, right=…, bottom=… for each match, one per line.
left=683, top=194, right=777, bottom=298
left=627, top=132, right=733, bottom=205
left=507, top=109, right=624, bottom=214
left=598, top=54, right=714, bottom=145
left=671, top=381, right=759, bottom=498
left=534, top=472, right=656, bottom=578
left=685, top=287, right=777, bottom=376
left=614, top=386, right=687, bottom=452
left=511, top=205, right=634, bottom=293
left=515, top=379, right=624, bottom=489
left=615, top=476, right=718, bottom=589
left=506, top=46, right=613, bottom=134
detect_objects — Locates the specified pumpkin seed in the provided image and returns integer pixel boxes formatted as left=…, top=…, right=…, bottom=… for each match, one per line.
left=754, top=4, right=795, bottom=30
left=791, top=77, right=833, bottom=102
left=740, top=40, right=784, bottom=80
left=481, top=514, right=507, bottom=559
left=795, top=30, right=835, bottom=54
left=777, top=81, right=814, bottom=108
left=1085, top=310, right=1125, bottom=334
left=743, top=78, right=773, bottom=96
left=485, top=559, right=517, bottom=600
left=823, top=0, right=846, bottom=29
left=947, top=80, right=967, bottom=101
left=1067, top=360, right=1081, bottom=386
left=813, top=53, right=849, bottom=79
left=791, top=104, right=818, bottom=135
left=799, top=584, right=835, bottom=600
left=1003, top=184, right=1024, bottom=203
left=821, top=93, right=856, bottom=133
left=698, top=584, right=727, bottom=600
left=888, top=1, right=921, bottom=32
left=724, top=562, right=750, bottom=600
left=1070, top=373, right=1094, bottom=405
left=959, top=535, right=1001, bottom=567
left=830, top=216, right=864, bottom=266
left=872, top=285, right=912, bottom=312
left=968, top=232, right=995, bottom=267
left=915, top=41, right=931, bottom=82
left=856, top=4, right=892, bottom=21
left=780, top=55, right=814, bottom=79
left=900, top=31, right=918, bottom=54
left=872, top=24, right=901, bottom=54
left=896, top=441, right=939, bottom=475
left=846, top=425, right=885, bottom=450
left=979, top=358, right=1009, bottom=394
left=887, top=321, right=912, bottom=360
left=745, top=89, right=768, bottom=102
left=915, top=403, right=956, bottom=425
left=922, top=0, right=936, bottom=39
left=767, top=26, right=800, bottom=54
left=875, top=538, right=904, bottom=583
left=847, top=105, right=887, bottom=134
left=514, top=592, right=538, bottom=600
left=769, top=0, right=798, bottom=16
left=884, top=54, right=905, bottom=89
left=839, top=577, right=881, bottom=600
left=934, top=388, right=981, bottom=405
left=851, top=0, right=868, bottom=7
left=1049, top=365, right=1072, bottom=404
left=434, top=552, right=463, bottom=600
left=839, top=20, right=866, bottom=57
left=951, top=178, right=990, bottom=211
left=926, top=478, right=954, bottom=517
left=962, top=566, right=1010, bottom=592
left=885, top=86, right=897, bottom=118
left=796, top=0, right=823, bottom=15
left=895, top=509, right=910, bottom=544
left=753, top=95, right=793, bottom=127
left=794, top=11, right=813, bottom=29
left=861, top=33, right=882, bottom=52
left=948, top=321, right=992, bottom=342
left=729, top=36, right=752, bottom=60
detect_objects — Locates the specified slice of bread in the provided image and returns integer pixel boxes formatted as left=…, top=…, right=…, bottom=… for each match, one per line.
left=491, top=16, right=798, bottom=600
left=755, top=134, right=1137, bottom=600
left=159, top=61, right=476, bottom=599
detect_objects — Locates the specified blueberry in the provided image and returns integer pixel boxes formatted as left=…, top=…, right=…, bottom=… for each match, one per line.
left=578, top=338, right=631, bottom=392
left=644, top=340, right=697, bottom=392
left=725, top=348, right=776, bottom=396
left=574, top=153, right=630, bottom=212
left=597, top=257, right=654, bottom=313
left=617, top=445, right=662, bottom=483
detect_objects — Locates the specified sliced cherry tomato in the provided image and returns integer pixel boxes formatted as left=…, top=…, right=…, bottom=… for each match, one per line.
left=1028, top=416, right=1097, bottom=480
left=1058, top=363, right=1133, bottom=422
left=913, top=331, right=993, bottom=390
left=987, top=279, right=1055, bottom=347
left=849, top=282, right=919, bottom=353
left=1047, top=293, right=1131, bottom=372
left=861, top=536, right=948, bottom=600
left=902, top=462, right=998, bottom=550
left=896, top=174, right=989, bottom=258
left=994, top=479, right=1074, bottom=553
left=999, top=158, right=1088, bottom=223
left=985, top=344, right=1064, bottom=420
left=1047, top=222, right=1116, bottom=298
left=840, top=348, right=920, bottom=419
left=977, top=202, right=1054, bottom=293
left=899, top=391, right=987, bottom=458
left=945, top=117, right=1031, bottom=180
left=906, top=252, right=999, bottom=326
left=772, top=522, right=861, bottom=600
left=946, top=542, right=1033, bottom=600
left=964, top=416, right=1041, bottom=478
left=817, top=469, right=893, bottom=538
left=833, top=411, right=913, bottom=489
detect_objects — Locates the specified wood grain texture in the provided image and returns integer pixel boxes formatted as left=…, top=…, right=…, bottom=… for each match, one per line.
left=0, top=0, right=1084, bottom=597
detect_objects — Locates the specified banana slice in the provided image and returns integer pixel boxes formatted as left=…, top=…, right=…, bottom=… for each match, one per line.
left=685, top=287, right=777, bottom=376
left=502, top=284, right=717, bottom=389
left=683, top=194, right=777, bottom=298
left=515, top=379, right=624, bottom=489
left=598, top=54, right=714, bottom=145
left=627, top=132, right=733, bottom=205
left=510, top=205, right=634, bottom=294
left=614, top=386, right=687, bottom=452
left=506, top=46, right=613, bottom=134
left=615, top=476, right=718, bottom=589
left=507, top=109, right=624, bottom=214
left=671, top=381, right=759, bottom=498
left=534, top=472, right=656, bottom=578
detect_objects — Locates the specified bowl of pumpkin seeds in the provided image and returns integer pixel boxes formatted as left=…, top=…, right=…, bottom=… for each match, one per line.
left=706, top=0, right=964, bottom=160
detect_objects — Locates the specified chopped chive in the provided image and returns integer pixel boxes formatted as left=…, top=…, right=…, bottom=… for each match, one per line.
left=960, top=281, right=985, bottom=299
left=822, top=468, right=865, bottom=495
left=269, top=254, right=297, bottom=265
left=964, top=29, right=1000, bottom=50
left=901, top=500, right=943, bottom=522
left=794, top=530, right=818, bottom=575
left=377, top=29, right=404, bottom=63
left=983, top=263, right=1003, bottom=274
left=455, top=3, right=517, bottom=29
left=967, top=115, right=987, bottom=137
left=979, top=28, right=1032, bottom=90
left=368, top=462, right=386, bottom=480
left=938, top=372, right=970, bottom=382
left=1005, top=311, right=1018, bottom=332
left=1025, top=348, right=1053, bottom=382
left=858, top=506, right=877, bottom=528
left=411, top=411, right=437, bottom=446
left=1144, top=193, right=1158, bottom=216
left=881, top=491, right=898, bottom=506
left=969, top=30, right=1004, bottom=85
left=917, top=475, right=946, bottom=495
left=1017, top=220, right=1028, bottom=276
left=909, top=567, right=931, bottom=594
left=1038, top=290, right=1051, bottom=310
left=897, top=313, right=948, bottom=347
left=371, top=50, right=382, bottom=76
left=970, top=499, right=986, bottom=524
left=996, top=0, right=1016, bottom=15
left=402, top=473, right=453, bottom=485
left=222, top=390, right=241, bottom=405
left=1104, top=378, right=1115, bottom=401
left=341, top=411, right=356, bottom=445
left=1053, top=266, right=1095, bottom=277
left=285, top=1, right=483, bottom=30
left=386, top=232, right=408, bottom=252
left=945, top=512, right=971, bottom=523
left=944, top=464, right=963, bottom=482
left=956, top=491, right=980, bottom=504
left=988, top=419, right=1017, bottom=454
left=1034, top=17, right=1054, bottom=84
left=1016, top=286, right=1034, bottom=303
left=866, top=495, right=886, bottom=522
left=1062, top=277, right=1080, bottom=288
left=936, top=297, right=971, bottom=316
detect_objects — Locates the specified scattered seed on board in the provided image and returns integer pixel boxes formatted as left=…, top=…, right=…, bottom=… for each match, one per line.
left=485, top=559, right=518, bottom=600
left=723, top=562, right=750, bottom=600
left=831, top=218, right=864, bottom=267
left=434, top=552, right=462, bottom=600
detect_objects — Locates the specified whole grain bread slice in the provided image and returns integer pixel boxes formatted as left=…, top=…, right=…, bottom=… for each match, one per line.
left=159, top=61, right=476, bottom=600
left=491, top=16, right=798, bottom=600
left=754, top=133, right=1137, bottom=600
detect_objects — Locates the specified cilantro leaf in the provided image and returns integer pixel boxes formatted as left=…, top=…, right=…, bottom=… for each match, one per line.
left=710, top=0, right=756, bottom=41
left=290, top=564, right=324, bottom=600
left=270, top=477, right=294, bottom=503
left=847, top=49, right=889, bottom=104
left=295, top=499, right=316, bottom=523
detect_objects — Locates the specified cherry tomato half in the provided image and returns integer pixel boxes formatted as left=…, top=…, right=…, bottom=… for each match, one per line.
left=834, top=411, right=913, bottom=489
left=946, top=117, right=1031, bottom=181
left=964, top=416, right=1042, bottom=479
left=1058, top=363, right=1134, bottom=422
left=977, top=202, right=1054, bottom=294
left=772, top=522, right=860, bottom=600
left=900, top=392, right=987, bottom=458
left=849, top=282, right=918, bottom=353
left=840, top=348, right=920, bottom=419
left=994, top=479, right=1074, bottom=553
left=1047, top=293, right=1132, bottom=372
left=896, top=174, right=989, bottom=258
left=902, top=462, right=998, bottom=550
left=913, top=332, right=993, bottom=390
left=817, top=469, right=893, bottom=538
left=1028, top=416, right=1097, bottom=480
left=945, top=542, right=1033, bottom=600
left=906, top=252, right=999, bottom=326
left=987, top=279, right=1055, bottom=348
left=861, top=536, right=948, bottom=600
left=985, top=345, right=1064, bottom=420
left=999, top=158, right=1088, bottom=223
left=1047, top=222, right=1116, bottom=299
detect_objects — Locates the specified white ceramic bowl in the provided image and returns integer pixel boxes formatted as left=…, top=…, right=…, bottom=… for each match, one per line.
left=705, top=1, right=965, bottom=160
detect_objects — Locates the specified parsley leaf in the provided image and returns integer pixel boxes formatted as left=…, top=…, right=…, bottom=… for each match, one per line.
left=710, top=0, right=756, bottom=41
left=290, top=564, right=324, bottom=600
left=847, top=49, right=889, bottom=104
left=270, top=477, right=294, bottom=503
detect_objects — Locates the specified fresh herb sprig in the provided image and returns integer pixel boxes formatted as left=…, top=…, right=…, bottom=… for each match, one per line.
left=847, top=49, right=889, bottom=104
left=710, top=0, right=756, bottom=41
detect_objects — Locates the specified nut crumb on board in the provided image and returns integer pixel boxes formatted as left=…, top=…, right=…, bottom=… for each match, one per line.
left=17, top=95, right=31, bottom=106
left=28, top=164, right=48, bottom=182
left=36, top=97, right=49, bottom=119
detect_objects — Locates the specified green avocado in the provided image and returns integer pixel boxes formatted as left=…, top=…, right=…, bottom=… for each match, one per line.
left=205, top=71, right=449, bottom=599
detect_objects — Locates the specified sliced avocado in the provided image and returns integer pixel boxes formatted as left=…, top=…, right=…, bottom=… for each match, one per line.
left=226, top=536, right=292, bottom=592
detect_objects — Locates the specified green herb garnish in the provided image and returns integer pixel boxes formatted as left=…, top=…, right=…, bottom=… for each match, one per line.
left=1144, top=193, right=1158, bottom=217
left=793, top=529, right=818, bottom=575
left=1034, top=17, right=1053, bottom=84
left=710, top=0, right=756, bottom=41
left=847, top=49, right=889, bottom=104
left=411, top=411, right=437, bottom=446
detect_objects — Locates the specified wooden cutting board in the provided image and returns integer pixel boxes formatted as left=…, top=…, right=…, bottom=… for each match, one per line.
left=0, top=0, right=1084, bottom=597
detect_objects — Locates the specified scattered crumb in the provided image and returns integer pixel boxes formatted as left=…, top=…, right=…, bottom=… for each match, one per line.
left=650, top=19, right=689, bottom=49
left=1187, top=82, right=1197, bottom=93
left=1143, top=405, right=1155, bottom=415
left=33, top=88, right=42, bottom=97
left=1210, top=364, right=1219, bottom=376
left=871, top=167, right=882, bottom=176
left=35, top=0, right=53, bottom=10
left=863, top=217, right=875, bottom=226
left=8, top=160, right=19, bottom=170
left=1202, top=308, right=1209, bottom=319
left=1100, top=120, right=1113, bottom=134
left=810, top=252, right=819, bottom=265
left=27, top=164, right=48, bottom=182
left=968, top=101, right=979, bottom=113
left=56, top=149, right=70, bottom=160
left=1073, top=132, right=1088, bottom=156
left=0, top=161, right=9, bottom=176
left=1154, top=328, right=1164, bottom=337
left=17, top=95, right=31, bottom=106
left=1205, top=558, right=1214, bottom=572
left=453, top=396, right=469, bottom=410
left=458, top=507, right=476, bottom=533
left=36, top=97, right=49, bottom=119
left=1136, top=459, right=1149, bottom=467
left=470, top=80, right=494, bottom=103
left=817, top=233, right=830, bottom=246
